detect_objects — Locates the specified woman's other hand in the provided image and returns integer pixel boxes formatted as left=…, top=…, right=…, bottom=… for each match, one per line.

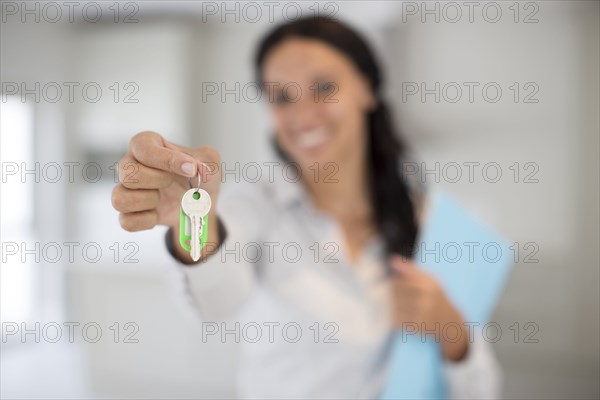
left=390, top=255, right=470, bottom=362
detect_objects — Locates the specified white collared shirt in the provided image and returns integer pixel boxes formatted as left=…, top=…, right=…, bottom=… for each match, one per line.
left=174, top=164, right=502, bottom=399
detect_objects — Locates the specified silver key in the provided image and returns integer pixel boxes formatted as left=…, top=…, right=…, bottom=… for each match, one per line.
left=181, top=188, right=212, bottom=261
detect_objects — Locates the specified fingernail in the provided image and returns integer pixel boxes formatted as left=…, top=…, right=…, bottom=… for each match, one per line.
left=181, top=162, right=195, bottom=177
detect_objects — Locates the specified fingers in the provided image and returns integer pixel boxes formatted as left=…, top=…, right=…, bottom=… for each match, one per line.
left=125, top=132, right=221, bottom=188
left=118, top=155, right=174, bottom=189
left=166, top=142, right=222, bottom=184
left=130, top=131, right=199, bottom=177
left=114, top=131, right=223, bottom=234
left=112, top=185, right=161, bottom=231
left=118, top=210, right=159, bottom=232
left=112, top=184, right=160, bottom=213
left=392, top=256, right=441, bottom=313
left=394, top=270, right=440, bottom=297
left=394, top=279, right=432, bottom=323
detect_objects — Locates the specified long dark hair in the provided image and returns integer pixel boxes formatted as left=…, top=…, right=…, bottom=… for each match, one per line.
left=255, top=17, right=418, bottom=258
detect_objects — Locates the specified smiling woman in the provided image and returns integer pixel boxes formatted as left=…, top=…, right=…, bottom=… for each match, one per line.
left=255, top=18, right=419, bottom=261
left=111, top=16, right=500, bottom=399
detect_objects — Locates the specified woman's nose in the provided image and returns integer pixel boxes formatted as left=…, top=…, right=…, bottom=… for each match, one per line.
left=285, top=88, right=322, bottom=125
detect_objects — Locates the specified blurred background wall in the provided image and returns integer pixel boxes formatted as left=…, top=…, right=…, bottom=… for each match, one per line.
left=1, top=1, right=598, bottom=399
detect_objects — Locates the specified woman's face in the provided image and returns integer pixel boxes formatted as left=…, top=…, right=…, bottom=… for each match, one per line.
left=262, top=38, right=375, bottom=170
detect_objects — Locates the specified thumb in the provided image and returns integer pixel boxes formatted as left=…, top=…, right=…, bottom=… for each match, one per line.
left=167, top=143, right=221, bottom=185
left=390, top=255, right=417, bottom=276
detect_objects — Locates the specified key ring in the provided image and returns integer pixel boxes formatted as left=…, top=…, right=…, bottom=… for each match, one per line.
left=188, top=162, right=210, bottom=194
left=188, top=170, right=202, bottom=194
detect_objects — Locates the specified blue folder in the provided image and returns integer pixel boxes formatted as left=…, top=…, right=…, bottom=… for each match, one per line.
left=381, top=191, right=514, bottom=399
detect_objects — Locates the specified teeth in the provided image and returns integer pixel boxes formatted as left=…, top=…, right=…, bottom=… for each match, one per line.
left=295, top=128, right=329, bottom=150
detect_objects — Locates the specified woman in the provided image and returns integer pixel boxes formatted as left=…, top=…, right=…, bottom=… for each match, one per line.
left=112, top=17, right=500, bottom=399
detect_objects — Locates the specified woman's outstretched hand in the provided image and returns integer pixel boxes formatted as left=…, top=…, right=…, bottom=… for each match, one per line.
left=111, top=131, right=222, bottom=263
left=390, top=255, right=470, bottom=362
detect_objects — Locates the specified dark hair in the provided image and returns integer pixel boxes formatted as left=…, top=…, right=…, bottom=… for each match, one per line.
left=255, top=17, right=418, bottom=258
